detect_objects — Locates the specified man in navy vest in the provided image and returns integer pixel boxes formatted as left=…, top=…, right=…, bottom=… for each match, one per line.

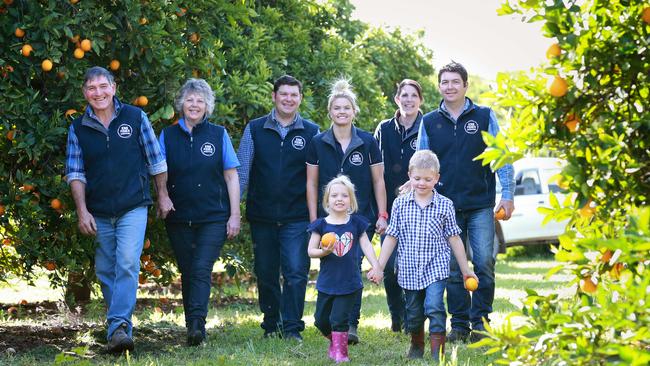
left=416, top=62, right=515, bottom=343
left=65, top=67, right=173, bottom=353
left=237, top=75, right=319, bottom=341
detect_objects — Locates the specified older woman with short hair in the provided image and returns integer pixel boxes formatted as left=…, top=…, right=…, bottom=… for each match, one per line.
left=158, top=78, right=240, bottom=346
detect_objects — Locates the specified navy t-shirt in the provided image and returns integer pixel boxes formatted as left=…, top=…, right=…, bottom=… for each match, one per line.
left=308, top=215, right=370, bottom=295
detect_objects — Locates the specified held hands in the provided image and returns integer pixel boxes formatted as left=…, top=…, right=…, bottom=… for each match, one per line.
left=226, top=214, right=241, bottom=239
left=366, top=267, right=383, bottom=284
left=156, top=195, right=175, bottom=219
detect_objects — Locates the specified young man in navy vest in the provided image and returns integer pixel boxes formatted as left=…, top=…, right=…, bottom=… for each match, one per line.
left=237, top=75, right=319, bottom=341
left=65, top=67, right=173, bottom=353
left=416, top=62, right=515, bottom=343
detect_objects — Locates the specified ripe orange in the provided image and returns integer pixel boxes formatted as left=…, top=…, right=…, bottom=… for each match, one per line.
left=45, top=261, right=57, bottom=271
left=549, top=76, right=568, bottom=97
left=70, top=0, right=79, bottom=4
left=65, top=109, right=77, bottom=118
left=564, top=113, right=580, bottom=132
left=80, top=39, right=91, bottom=52
left=73, top=48, right=84, bottom=59
left=139, top=17, right=148, bottom=25
left=2, top=238, right=12, bottom=246
left=136, top=96, right=148, bottom=107
left=579, top=200, right=596, bottom=218
left=50, top=198, right=62, bottom=210
left=642, top=7, right=650, bottom=24
left=152, top=268, right=161, bottom=277
left=546, top=43, right=561, bottom=59
left=6, top=129, right=16, bottom=140
left=140, top=254, right=151, bottom=262
left=321, top=232, right=337, bottom=249
left=189, top=33, right=200, bottom=44
left=109, top=59, right=120, bottom=71
left=0, top=204, right=5, bottom=216
left=41, top=59, right=53, bottom=72
left=579, top=277, right=597, bottom=294
left=494, top=207, right=506, bottom=220
left=14, top=27, right=25, bottom=38
left=21, top=184, right=35, bottom=192
left=143, top=238, right=151, bottom=249
left=465, top=277, right=478, bottom=291
left=21, top=44, right=33, bottom=57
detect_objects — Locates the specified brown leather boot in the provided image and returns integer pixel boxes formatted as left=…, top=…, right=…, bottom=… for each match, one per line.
left=406, top=328, right=425, bottom=359
left=430, top=332, right=446, bottom=362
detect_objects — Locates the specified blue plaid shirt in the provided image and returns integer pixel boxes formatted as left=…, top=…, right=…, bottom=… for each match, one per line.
left=65, top=98, right=167, bottom=184
left=385, top=191, right=462, bottom=290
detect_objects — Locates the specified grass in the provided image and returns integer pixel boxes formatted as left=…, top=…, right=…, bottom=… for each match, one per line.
left=0, top=249, right=564, bottom=365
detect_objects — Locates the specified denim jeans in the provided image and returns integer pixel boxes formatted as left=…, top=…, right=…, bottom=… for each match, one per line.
left=349, top=228, right=375, bottom=327
left=165, top=221, right=226, bottom=335
left=314, top=290, right=359, bottom=335
left=94, top=206, right=148, bottom=340
left=250, top=221, right=310, bottom=335
left=380, top=234, right=405, bottom=326
left=447, top=207, right=495, bottom=332
left=404, top=279, right=447, bottom=334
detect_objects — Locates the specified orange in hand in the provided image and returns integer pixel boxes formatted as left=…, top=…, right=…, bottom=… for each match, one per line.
left=494, top=207, right=506, bottom=220
left=465, top=277, right=478, bottom=291
left=320, top=232, right=336, bottom=250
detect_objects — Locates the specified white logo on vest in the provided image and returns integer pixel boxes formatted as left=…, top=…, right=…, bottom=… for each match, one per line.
left=201, top=142, right=215, bottom=157
left=464, top=120, right=479, bottom=134
left=410, top=138, right=417, bottom=150
left=291, top=136, right=306, bottom=150
left=349, top=152, right=363, bottom=166
left=117, top=124, right=133, bottom=138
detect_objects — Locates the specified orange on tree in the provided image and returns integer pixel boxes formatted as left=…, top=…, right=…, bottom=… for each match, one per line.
left=14, top=27, right=25, bottom=38
left=549, top=76, right=568, bottom=97
left=494, top=207, right=506, bottom=220
left=65, top=109, right=77, bottom=118
left=70, top=0, right=79, bottom=4
left=321, top=232, right=337, bottom=249
left=80, top=39, right=91, bottom=52
left=20, top=183, right=35, bottom=192
left=73, top=48, right=84, bottom=59
left=152, top=268, right=161, bottom=277
left=564, top=113, right=580, bottom=132
left=140, top=254, right=151, bottom=262
left=21, top=44, right=33, bottom=57
left=579, top=200, right=596, bottom=218
left=136, top=96, right=149, bottom=107
left=0, top=204, right=5, bottom=216
left=579, top=277, right=597, bottom=294
left=50, top=198, right=62, bottom=210
left=2, top=238, right=12, bottom=246
left=189, top=32, right=200, bottom=44
left=109, top=59, right=120, bottom=71
left=546, top=43, right=561, bottom=59
left=465, top=277, right=478, bottom=291
left=642, top=7, right=650, bottom=24
left=6, top=129, right=16, bottom=140
left=41, top=59, right=53, bottom=72
left=139, top=17, right=148, bottom=25
left=45, top=261, right=57, bottom=271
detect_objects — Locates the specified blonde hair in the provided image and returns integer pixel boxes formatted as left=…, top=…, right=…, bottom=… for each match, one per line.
left=327, top=78, right=360, bottom=115
left=322, top=175, right=358, bottom=214
left=409, top=150, right=440, bottom=174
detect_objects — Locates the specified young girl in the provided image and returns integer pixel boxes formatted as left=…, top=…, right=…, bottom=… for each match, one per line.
left=307, top=175, right=382, bottom=363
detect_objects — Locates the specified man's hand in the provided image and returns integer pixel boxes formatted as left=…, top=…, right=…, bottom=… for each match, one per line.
left=77, top=209, right=97, bottom=236
left=227, top=214, right=241, bottom=239
left=495, top=199, right=514, bottom=220
left=156, top=195, right=174, bottom=219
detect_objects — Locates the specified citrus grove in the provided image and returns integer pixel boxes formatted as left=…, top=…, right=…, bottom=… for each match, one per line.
left=0, top=0, right=440, bottom=300
left=473, top=0, right=649, bottom=364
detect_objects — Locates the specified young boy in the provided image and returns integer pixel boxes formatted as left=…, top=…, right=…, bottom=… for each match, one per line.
left=368, top=150, right=478, bottom=361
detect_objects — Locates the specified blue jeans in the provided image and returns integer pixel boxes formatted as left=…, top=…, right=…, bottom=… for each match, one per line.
left=94, top=206, right=148, bottom=340
left=349, top=228, right=375, bottom=327
left=447, top=207, right=495, bottom=332
left=251, top=221, right=310, bottom=335
left=381, top=234, right=405, bottom=326
left=165, top=221, right=226, bottom=335
left=404, top=279, right=447, bottom=334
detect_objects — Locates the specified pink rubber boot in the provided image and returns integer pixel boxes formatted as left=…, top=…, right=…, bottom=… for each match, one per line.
left=331, top=331, right=350, bottom=363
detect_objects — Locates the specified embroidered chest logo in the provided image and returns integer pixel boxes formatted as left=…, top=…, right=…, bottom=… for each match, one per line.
left=464, top=120, right=479, bottom=134
left=117, top=124, right=133, bottom=138
left=201, top=142, right=215, bottom=157
left=291, top=136, right=306, bottom=150
left=332, top=232, right=354, bottom=257
left=410, top=138, right=417, bottom=150
left=349, top=152, right=363, bottom=166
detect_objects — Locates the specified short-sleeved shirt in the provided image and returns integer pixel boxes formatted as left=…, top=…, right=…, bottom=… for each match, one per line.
left=308, top=215, right=370, bottom=295
left=385, top=191, right=461, bottom=290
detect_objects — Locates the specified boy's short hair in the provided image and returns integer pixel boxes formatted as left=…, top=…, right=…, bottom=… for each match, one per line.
left=438, top=61, right=468, bottom=86
left=409, top=150, right=440, bottom=174
left=273, top=75, right=303, bottom=94
left=322, top=175, right=358, bottom=214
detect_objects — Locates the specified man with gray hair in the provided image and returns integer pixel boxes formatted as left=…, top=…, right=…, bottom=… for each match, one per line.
left=65, top=66, right=173, bottom=353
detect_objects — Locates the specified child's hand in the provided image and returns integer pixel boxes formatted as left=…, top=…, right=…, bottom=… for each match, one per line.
left=367, top=268, right=383, bottom=284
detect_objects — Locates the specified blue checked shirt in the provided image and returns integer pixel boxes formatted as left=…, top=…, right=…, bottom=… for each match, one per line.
left=385, top=191, right=462, bottom=290
left=416, top=98, right=515, bottom=200
left=65, top=98, right=167, bottom=184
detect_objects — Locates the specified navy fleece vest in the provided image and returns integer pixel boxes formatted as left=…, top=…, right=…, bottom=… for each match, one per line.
left=376, top=114, right=420, bottom=213
left=422, top=101, right=495, bottom=210
left=73, top=105, right=151, bottom=217
left=246, top=114, right=319, bottom=223
left=163, top=121, right=229, bottom=224
left=311, top=127, right=378, bottom=224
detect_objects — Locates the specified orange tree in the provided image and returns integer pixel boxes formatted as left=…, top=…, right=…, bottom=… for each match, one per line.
left=473, top=0, right=649, bottom=364
left=0, top=0, right=438, bottom=294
